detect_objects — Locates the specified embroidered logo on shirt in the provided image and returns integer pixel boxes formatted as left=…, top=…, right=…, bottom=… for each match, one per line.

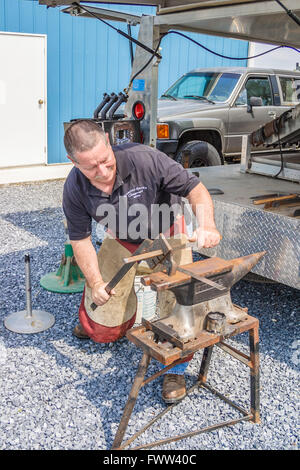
left=124, top=186, right=148, bottom=199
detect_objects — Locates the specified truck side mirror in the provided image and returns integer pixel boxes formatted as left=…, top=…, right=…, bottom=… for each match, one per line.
left=247, top=96, right=263, bottom=113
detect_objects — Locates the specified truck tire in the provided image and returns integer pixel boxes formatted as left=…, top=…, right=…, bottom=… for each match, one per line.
left=175, top=140, right=222, bottom=167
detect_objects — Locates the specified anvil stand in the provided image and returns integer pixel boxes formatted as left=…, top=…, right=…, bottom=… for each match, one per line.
left=111, top=314, right=260, bottom=450
left=111, top=249, right=264, bottom=450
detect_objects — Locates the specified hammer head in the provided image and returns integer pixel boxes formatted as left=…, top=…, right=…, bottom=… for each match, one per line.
left=144, top=234, right=178, bottom=275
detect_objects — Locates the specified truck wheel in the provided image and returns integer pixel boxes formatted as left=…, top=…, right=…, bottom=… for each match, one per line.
left=175, top=140, right=222, bottom=167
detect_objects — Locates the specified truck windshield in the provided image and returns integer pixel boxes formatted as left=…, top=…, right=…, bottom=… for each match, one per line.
left=162, top=72, right=241, bottom=102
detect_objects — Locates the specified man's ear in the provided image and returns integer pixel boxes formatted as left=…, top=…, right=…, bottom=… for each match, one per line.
left=67, top=155, right=77, bottom=165
left=105, top=132, right=111, bottom=146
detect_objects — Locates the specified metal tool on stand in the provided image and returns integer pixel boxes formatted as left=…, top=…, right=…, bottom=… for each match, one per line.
left=105, top=236, right=265, bottom=450
left=4, top=254, right=55, bottom=334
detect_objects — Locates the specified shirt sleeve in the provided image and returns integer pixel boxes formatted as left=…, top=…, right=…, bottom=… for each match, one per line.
left=154, top=150, right=200, bottom=197
left=62, top=171, right=92, bottom=241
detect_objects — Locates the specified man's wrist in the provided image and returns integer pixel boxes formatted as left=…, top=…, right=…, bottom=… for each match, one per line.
left=92, top=280, right=104, bottom=288
left=196, top=224, right=217, bottom=232
left=89, top=278, right=104, bottom=289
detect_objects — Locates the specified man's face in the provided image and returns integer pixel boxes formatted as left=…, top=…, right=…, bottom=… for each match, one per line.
left=71, top=136, right=116, bottom=185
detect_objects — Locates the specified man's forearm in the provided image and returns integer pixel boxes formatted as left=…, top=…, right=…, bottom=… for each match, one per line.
left=71, top=237, right=103, bottom=288
left=186, top=182, right=221, bottom=249
left=187, top=182, right=216, bottom=229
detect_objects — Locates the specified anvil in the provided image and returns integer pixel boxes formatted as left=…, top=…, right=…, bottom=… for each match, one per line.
left=141, top=251, right=265, bottom=344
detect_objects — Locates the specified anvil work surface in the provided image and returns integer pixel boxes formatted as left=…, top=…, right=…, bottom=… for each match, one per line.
left=0, top=180, right=299, bottom=450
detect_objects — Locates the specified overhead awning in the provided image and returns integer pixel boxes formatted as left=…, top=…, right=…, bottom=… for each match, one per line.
left=154, top=0, right=300, bottom=47
left=39, top=1, right=300, bottom=47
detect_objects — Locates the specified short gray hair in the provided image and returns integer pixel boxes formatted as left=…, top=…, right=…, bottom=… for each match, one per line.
left=64, top=120, right=107, bottom=162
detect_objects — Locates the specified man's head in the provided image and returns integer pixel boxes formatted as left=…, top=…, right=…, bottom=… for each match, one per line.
left=64, top=120, right=116, bottom=186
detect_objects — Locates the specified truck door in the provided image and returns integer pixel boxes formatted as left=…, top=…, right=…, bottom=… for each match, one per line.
left=227, top=75, right=278, bottom=154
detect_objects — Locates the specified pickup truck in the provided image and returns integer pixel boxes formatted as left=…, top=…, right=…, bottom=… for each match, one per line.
left=155, top=67, right=300, bottom=167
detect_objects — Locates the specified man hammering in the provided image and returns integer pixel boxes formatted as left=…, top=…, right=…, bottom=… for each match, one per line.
left=63, top=119, right=221, bottom=403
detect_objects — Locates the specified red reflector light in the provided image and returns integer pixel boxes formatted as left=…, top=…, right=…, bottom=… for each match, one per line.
left=133, top=101, right=145, bottom=120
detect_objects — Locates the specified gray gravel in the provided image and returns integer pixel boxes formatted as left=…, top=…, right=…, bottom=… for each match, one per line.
left=0, top=179, right=299, bottom=450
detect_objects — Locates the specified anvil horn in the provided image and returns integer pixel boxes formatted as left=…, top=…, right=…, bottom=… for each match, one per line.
left=226, top=251, right=266, bottom=287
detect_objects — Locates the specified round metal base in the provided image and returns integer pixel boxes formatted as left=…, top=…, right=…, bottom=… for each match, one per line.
left=4, top=310, right=55, bottom=334
left=40, top=272, right=85, bottom=293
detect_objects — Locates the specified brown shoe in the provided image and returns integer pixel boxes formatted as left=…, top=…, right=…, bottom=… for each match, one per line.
left=162, top=374, right=186, bottom=404
left=73, top=323, right=90, bottom=339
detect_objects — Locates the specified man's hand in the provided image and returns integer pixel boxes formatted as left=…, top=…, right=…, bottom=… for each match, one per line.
left=186, top=183, right=222, bottom=249
left=92, top=281, right=116, bottom=307
left=189, top=226, right=221, bottom=249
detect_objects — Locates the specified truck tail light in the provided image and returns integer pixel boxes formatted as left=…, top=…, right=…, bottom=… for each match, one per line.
left=157, top=124, right=169, bottom=139
left=132, top=101, right=145, bottom=120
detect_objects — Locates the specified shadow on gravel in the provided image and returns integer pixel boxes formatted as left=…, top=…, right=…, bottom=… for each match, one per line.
left=1, top=207, right=65, bottom=245
left=0, top=207, right=167, bottom=448
left=230, top=279, right=299, bottom=372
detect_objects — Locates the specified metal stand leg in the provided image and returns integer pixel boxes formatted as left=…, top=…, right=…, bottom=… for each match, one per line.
left=198, top=346, right=214, bottom=384
left=111, top=352, right=150, bottom=450
left=4, top=254, right=55, bottom=334
left=111, top=317, right=260, bottom=450
left=249, top=324, right=260, bottom=423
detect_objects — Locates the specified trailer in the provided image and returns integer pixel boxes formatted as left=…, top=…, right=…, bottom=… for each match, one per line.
left=39, top=1, right=300, bottom=289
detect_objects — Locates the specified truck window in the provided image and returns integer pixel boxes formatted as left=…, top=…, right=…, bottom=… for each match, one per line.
left=179, top=73, right=212, bottom=97
left=235, top=77, right=273, bottom=106
left=279, top=76, right=300, bottom=104
left=162, top=72, right=240, bottom=102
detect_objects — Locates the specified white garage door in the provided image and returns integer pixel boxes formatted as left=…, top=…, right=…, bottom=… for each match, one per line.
left=0, top=32, right=47, bottom=168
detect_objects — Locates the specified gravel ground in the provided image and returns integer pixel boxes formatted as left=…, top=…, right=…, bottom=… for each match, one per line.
left=0, top=179, right=299, bottom=451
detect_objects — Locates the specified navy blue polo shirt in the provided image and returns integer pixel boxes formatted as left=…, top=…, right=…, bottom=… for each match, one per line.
left=63, top=143, right=200, bottom=243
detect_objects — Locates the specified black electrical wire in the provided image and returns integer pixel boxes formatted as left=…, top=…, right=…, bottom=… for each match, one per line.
left=127, top=30, right=300, bottom=91
left=67, top=3, right=300, bottom=91
left=127, top=23, right=134, bottom=67
left=71, top=2, right=162, bottom=59
left=164, top=30, right=300, bottom=61
left=275, top=0, right=300, bottom=27
left=272, top=114, right=286, bottom=178
left=127, top=36, right=164, bottom=91
left=273, top=142, right=285, bottom=178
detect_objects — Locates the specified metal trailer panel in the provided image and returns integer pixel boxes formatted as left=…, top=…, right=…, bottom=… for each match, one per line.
left=189, top=164, right=300, bottom=289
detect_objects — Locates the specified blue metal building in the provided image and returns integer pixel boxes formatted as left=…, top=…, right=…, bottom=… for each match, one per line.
left=0, top=0, right=249, bottom=164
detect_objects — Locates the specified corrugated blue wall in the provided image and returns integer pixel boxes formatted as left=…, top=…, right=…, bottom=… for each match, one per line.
left=0, top=0, right=249, bottom=164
